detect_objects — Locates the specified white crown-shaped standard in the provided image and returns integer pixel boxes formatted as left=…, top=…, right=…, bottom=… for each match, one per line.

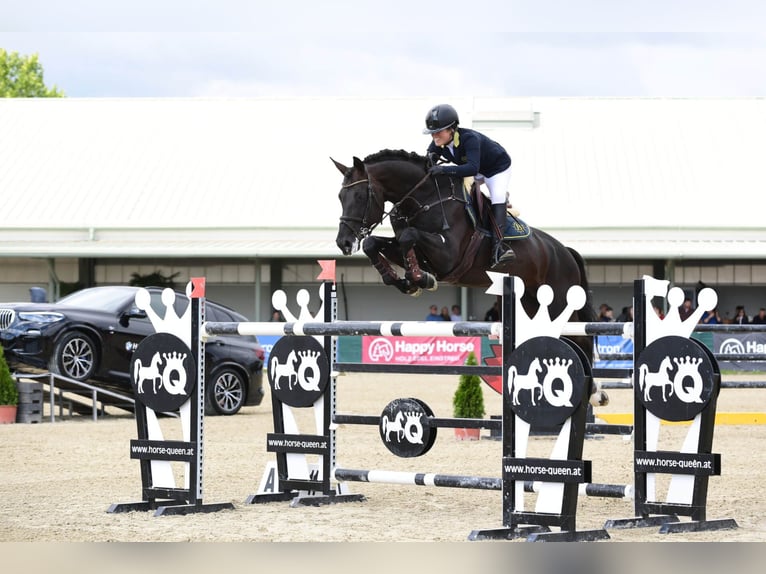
left=135, top=282, right=193, bottom=347
left=486, top=272, right=586, bottom=345
left=642, top=275, right=718, bottom=344
left=271, top=284, right=326, bottom=322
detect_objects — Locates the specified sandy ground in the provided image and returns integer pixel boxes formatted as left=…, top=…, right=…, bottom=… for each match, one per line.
left=1, top=373, right=765, bottom=546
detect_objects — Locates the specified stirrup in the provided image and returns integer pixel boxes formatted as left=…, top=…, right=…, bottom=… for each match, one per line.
left=491, top=245, right=516, bottom=270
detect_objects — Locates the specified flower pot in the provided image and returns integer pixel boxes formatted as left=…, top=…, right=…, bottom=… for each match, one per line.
left=0, top=405, right=17, bottom=424
left=454, top=427, right=481, bottom=441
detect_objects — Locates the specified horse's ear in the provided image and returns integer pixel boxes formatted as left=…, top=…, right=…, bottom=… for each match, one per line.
left=331, top=157, right=348, bottom=175
left=352, top=156, right=366, bottom=172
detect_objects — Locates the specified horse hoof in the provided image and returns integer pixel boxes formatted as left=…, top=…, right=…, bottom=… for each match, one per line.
left=589, top=390, right=610, bottom=407
left=408, top=287, right=423, bottom=297
left=427, top=279, right=438, bottom=291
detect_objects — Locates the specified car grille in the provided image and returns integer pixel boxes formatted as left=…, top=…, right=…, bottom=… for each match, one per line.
left=0, top=309, right=15, bottom=330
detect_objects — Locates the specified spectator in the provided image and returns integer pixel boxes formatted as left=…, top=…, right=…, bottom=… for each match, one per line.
left=484, top=301, right=500, bottom=322
left=425, top=304, right=443, bottom=321
left=752, top=308, right=766, bottom=325
left=733, top=306, right=750, bottom=325
left=440, top=306, right=452, bottom=321
left=270, top=309, right=285, bottom=321
left=652, top=303, right=665, bottom=319
left=700, top=307, right=721, bottom=325
left=679, top=298, right=694, bottom=321
left=450, top=305, right=462, bottom=321
left=598, top=304, right=614, bottom=322
left=616, top=306, right=633, bottom=322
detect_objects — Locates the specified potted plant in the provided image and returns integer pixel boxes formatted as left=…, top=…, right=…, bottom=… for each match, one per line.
left=452, top=351, right=485, bottom=440
left=0, top=345, right=18, bottom=424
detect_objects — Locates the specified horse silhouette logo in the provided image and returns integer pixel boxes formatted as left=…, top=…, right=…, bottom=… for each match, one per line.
left=130, top=333, right=196, bottom=412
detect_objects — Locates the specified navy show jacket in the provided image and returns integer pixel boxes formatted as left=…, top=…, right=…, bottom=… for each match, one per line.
left=427, top=127, right=511, bottom=178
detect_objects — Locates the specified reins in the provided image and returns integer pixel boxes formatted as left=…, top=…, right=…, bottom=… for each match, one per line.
left=340, top=169, right=463, bottom=241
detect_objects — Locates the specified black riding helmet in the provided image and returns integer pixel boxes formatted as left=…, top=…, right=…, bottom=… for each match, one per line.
left=423, top=104, right=459, bottom=134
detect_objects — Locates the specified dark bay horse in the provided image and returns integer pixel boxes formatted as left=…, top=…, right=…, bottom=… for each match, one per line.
left=332, top=149, right=597, bottom=325
left=332, top=150, right=607, bottom=405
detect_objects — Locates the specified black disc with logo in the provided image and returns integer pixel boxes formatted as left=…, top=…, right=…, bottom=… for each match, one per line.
left=378, top=397, right=436, bottom=457
left=636, top=336, right=716, bottom=422
left=505, top=336, right=587, bottom=427
left=130, top=333, right=196, bottom=412
left=268, top=336, right=329, bottom=408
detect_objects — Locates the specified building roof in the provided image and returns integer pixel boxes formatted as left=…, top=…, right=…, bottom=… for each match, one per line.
left=1, top=96, right=764, bottom=260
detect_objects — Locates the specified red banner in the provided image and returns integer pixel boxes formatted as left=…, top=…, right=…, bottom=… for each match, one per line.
left=362, top=336, right=480, bottom=365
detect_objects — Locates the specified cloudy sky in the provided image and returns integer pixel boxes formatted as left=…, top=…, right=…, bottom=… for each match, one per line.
left=2, top=0, right=766, bottom=98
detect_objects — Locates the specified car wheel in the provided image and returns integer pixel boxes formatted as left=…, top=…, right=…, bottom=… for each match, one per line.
left=206, top=367, right=246, bottom=415
left=52, top=332, right=98, bottom=381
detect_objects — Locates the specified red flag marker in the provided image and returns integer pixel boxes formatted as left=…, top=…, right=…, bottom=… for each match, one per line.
left=190, top=277, right=206, bottom=298
left=317, top=260, right=336, bottom=282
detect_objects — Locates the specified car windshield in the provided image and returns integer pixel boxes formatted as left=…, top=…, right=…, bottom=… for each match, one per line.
left=57, top=287, right=137, bottom=313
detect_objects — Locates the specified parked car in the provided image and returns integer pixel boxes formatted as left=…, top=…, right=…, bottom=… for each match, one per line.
left=0, top=286, right=265, bottom=415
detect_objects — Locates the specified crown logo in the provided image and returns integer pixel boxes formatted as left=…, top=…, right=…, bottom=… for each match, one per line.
left=486, top=273, right=586, bottom=344
left=642, top=276, right=718, bottom=343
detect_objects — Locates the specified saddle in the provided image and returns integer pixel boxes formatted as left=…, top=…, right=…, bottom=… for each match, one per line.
left=440, top=180, right=531, bottom=284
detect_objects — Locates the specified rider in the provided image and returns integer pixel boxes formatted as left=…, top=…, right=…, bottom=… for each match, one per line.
left=423, top=103, right=515, bottom=268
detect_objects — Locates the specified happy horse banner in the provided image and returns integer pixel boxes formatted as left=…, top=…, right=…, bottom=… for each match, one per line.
left=362, top=336, right=481, bottom=365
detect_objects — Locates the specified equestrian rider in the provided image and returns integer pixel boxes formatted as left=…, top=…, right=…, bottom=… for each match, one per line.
left=423, top=103, right=515, bottom=267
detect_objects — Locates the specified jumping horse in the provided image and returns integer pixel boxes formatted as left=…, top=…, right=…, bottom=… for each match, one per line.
left=333, top=150, right=607, bottom=405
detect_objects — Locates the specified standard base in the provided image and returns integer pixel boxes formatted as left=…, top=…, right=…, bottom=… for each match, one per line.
left=604, top=514, right=679, bottom=529
left=659, top=518, right=738, bottom=534
left=107, top=500, right=235, bottom=517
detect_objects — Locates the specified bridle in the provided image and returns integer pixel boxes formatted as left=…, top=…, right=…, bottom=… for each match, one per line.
left=338, top=178, right=382, bottom=241
left=338, top=170, right=458, bottom=242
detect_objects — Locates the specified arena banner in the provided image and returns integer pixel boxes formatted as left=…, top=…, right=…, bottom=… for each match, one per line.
left=711, top=332, right=766, bottom=371
left=594, top=335, right=633, bottom=369
left=361, top=335, right=481, bottom=365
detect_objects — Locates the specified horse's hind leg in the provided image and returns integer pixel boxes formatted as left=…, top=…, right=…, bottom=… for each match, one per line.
left=363, top=236, right=422, bottom=296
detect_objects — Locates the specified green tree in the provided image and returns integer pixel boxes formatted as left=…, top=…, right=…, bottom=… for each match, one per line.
left=0, top=49, right=64, bottom=97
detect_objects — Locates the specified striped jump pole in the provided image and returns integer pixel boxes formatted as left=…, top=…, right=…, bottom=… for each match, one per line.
left=333, top=468, right=633, bottom=499
left=202, top=320, right=631, bottom=340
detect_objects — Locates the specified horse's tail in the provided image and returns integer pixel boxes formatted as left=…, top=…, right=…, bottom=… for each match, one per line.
left=567, top=246, right=597, bottom=323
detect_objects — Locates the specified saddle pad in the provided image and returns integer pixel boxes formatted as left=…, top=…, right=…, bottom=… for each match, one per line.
left=461, top=184, right=531, bottom=241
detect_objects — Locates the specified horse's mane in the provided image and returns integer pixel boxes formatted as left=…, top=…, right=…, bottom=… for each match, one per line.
left=363, top=149, right=427, bottom=167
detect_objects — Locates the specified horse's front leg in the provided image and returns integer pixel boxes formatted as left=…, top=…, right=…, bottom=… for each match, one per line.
left=362, top=236, right=422, bottom=296
left=399, top=229, right=439, bottom=292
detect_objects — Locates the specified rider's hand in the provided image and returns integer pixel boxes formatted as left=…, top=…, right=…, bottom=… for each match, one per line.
left=428, top=165, right=446, bottom=175
left=427, top=152, right=441, bottom=166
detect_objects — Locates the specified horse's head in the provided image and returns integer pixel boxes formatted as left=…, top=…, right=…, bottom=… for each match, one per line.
left=332, top=156, right=385, bottom=256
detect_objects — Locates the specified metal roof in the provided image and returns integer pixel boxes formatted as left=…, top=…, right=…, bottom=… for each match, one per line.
left=1, top=97, right=764, bottom=260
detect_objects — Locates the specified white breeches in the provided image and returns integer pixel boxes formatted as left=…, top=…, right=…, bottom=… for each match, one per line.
left=479, top=166, right=512, bottom=205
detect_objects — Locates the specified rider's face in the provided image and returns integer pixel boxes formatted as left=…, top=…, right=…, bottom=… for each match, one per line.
left=431, top=128, right=454, bottom=147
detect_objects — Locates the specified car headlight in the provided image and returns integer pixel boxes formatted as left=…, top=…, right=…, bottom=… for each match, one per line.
left=16, top=311, right=65, bottom=324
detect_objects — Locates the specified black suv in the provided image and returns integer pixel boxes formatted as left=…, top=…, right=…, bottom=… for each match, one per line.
left=0, top=286, right=264, bottom=415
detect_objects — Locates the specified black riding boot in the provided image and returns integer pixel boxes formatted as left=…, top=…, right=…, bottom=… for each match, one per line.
left=491, top=203, right=516, bottom=269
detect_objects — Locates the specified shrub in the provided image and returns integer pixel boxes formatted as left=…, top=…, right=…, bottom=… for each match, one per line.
left=0, top=346, right=18, bottom=406
left=452, top=351, right=484, bottom=418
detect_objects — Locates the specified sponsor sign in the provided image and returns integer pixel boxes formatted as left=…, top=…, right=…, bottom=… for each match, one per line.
left=713, top=332, right=766, bottom=371
left=595, top=335, right=633, bottom=369
left=362, top=336, right=480, bottom=365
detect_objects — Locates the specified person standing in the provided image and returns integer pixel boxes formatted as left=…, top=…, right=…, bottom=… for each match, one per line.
left=450, top=305, right=463, bottom=321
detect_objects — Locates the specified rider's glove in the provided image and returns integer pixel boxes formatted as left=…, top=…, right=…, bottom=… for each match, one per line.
left=427, top=152, right=441, bottom=167
left=428, top=165, right=446, bottom=175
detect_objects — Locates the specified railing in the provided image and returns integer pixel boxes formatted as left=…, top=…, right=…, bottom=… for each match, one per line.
left=12, top=371, right=137, bottom=422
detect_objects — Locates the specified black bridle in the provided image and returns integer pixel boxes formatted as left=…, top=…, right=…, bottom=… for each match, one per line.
left=339, top=171, right=460, bottom=242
